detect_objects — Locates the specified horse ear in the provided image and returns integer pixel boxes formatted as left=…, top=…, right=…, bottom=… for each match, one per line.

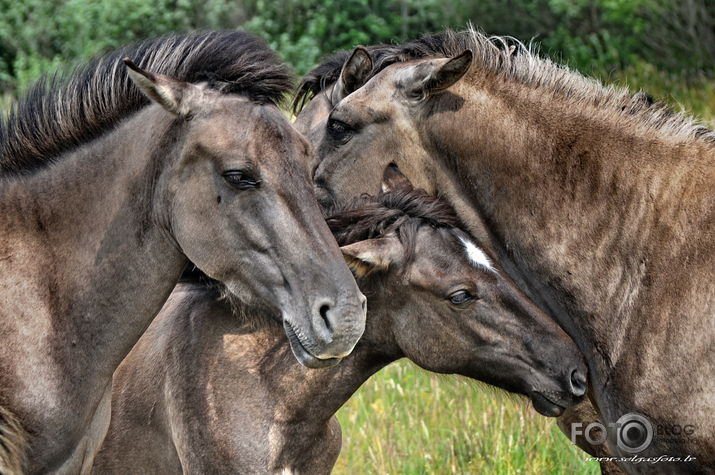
left=422, top=49, right=473, bottom=96
left=338, top=47, right=373, bottom=98
left=340, top=237, right=403, bottom=278
left=381, top=164, right=414, bottom=193
left=123, top=58, right=201, bottom=117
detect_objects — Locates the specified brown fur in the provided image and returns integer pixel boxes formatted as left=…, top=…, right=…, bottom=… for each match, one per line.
left=0, top=405, right=28, bottom=474
left=93, top=181, right=586, bottom=472
left=300, top=27, right=715, bottom=473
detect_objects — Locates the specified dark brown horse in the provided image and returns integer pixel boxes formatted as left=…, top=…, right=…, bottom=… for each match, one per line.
left=92, top=168, right=586, bottom=474
left=296, top=28, right=714, bottom=473
left=0, top=32, right=365, bottom=472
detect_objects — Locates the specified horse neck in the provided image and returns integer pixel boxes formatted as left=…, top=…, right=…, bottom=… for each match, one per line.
left=0, top=106, right=186, bottom=379
left=424, top=78, right=714, bottom=379
left=179, top=292, right=396, bottom=432
left=261, top=308, right=396, bottom=428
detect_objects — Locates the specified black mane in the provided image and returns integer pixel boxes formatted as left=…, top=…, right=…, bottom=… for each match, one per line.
left=0, top=30, right=294, bottom=175
left=292, top=43, right=399, bottom=114
left=293, top=28, right=714, bottom=143
left=292, top=31, right=497, bottom=113
left=293, top=31, right=479, bottom=114
left=326, top=187, right=463, bottom=263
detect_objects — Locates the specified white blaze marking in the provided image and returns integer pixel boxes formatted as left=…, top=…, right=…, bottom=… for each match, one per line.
left=459, top=237, right=495, bottom=272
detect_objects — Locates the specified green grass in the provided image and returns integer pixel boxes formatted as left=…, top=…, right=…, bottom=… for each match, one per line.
left=333, top=360, right=600, bottom=474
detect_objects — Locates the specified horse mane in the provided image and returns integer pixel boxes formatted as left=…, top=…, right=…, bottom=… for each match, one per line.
left=0, top=30, right=294, bottom=175
left=326, top=187, right=463, bottom=264
left=292, top=49, right=352, bottom=115
left=292, top=44, right=396, bottom=115
left=0, top=404, right=27, bottom=474
left=294, top=26, right=714, bottom=144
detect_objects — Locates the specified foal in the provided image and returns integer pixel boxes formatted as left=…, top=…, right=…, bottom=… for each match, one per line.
left=93, top=169, right=586, bottom=474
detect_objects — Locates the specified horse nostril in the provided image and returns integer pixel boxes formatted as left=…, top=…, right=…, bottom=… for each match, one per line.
left=314, top=175, right=327, bottom=187
left=569, top=368, right=587, bottom=397
left=319, top=304, right=332, bottom=332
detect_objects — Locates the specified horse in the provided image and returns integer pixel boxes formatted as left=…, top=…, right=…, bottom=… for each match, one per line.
left=0, top=31, right=366, bottom=473
left=294, top=28, right=715, bottom=473
left=91, top=166, right=586, bottom=473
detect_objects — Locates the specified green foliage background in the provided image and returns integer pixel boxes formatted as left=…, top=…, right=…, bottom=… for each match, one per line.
left=1, top=0, right=714, bottom=94
left=0, top=1, right=712, bottom=472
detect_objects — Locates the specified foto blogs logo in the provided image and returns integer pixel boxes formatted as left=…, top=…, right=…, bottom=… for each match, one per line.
left=571, top=413, right=654, bottom=453
left=571, top=412, right=697, bottom=457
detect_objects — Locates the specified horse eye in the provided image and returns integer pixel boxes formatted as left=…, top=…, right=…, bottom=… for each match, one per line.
left=448, top=290, right=474, bottom=305
left=327, top=117, right=354, bottom=142
left=406, top=88, right=425, bottom=102
left=222, top=171, right=261, bottom=190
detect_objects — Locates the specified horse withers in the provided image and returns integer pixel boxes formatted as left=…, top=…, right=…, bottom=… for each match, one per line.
left=92, top=167, right=586, bottom=473
left=0, top=32, right=365, bottom=473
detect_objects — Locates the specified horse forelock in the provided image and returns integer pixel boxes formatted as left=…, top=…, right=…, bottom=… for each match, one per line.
left=326, top=188, right=464, bottom=264
left=0, top=30, right=295, bottom=176
left=296, top=26, right=714, bottom=144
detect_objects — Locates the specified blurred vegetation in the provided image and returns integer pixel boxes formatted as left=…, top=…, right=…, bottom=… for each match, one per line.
left=1, top=0, right=713, bottom=125
left=1, top=1, right=713, bottom=93
left=334, top=360, right=600, bottom=474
